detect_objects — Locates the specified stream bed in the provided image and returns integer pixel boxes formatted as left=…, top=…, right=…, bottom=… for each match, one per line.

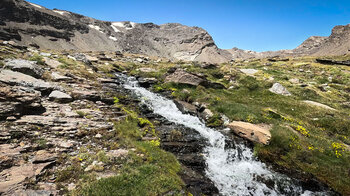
left=116, top=73, right=334, bottom=196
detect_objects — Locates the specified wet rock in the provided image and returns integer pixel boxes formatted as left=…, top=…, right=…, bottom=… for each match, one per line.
left=303, top=100, right=336, bottom=111
left=138, top=77, right=158, bottom=88
left=228, top=121, right=272, bottom=145
left=49, top=90, right=73, bottom=103
left=269, top=83, right=291, bottom=96
left=165, top=69, right=204, bottom=86
left=174, top=100, right=197, bottom=115
left=0, top=70, right=53, bottom=93
left=4, top=59, right=43, bottom=78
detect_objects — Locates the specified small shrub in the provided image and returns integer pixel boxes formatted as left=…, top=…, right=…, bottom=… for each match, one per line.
left=29, top=55, right=45, bottom=65
left=206, top=114, right=224, bottom=127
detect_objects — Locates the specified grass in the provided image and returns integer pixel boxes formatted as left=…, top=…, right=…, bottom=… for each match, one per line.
left=29, top=54, right=45, bottom=65
left=126, top=56, right=350, bottom=195
left=79, top=141, right=183, bottom=196
left=58, top=109, right=184, bottom=195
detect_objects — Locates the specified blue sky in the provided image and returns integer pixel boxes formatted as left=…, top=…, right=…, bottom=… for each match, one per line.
left=28, top=0, right=350, bottom=52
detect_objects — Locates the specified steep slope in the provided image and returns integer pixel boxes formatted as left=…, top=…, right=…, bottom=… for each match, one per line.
left=0, top=0, right=230, bottom=63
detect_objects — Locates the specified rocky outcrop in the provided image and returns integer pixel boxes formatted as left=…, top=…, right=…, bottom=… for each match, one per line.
left=0, top=84, right=44, bottom=120
left=165, top=69, right=205, bottom=86
left=4, top=59, right=44, bottom=78
left=228, top=121, right=272, bottom=145
left=0, top=69, right=53, bottom=93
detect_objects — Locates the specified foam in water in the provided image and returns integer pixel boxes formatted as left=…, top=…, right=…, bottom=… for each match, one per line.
left=118, top=74, right=329, bottom=196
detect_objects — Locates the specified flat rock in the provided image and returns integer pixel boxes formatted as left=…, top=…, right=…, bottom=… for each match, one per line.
left=228, top=121, right=272, bottom=145
left=5, top=59, right=43, bottom=78
left=139, top=67, right=157, bottom=73
left=49, top=91, right=73, bottom=103
left=303, top=100, right=336, bottom=111
left=0, top=162, right=52, bottom=194
left=33, top=150, right=57, bottom=163
left=51, top=72, right=72, bottom=82
left=71, top=90, right=101, bottom=101
left=240, top=68, right=259, bottom=75
left=0, top=70, right=53, bottom=92
left=289, top=78, right=300, bottom=84
left=86, top=55, right=98, bottom=62
left=43, top=57, right=62, bottom=69
left=269, top=83, right=291, bottom=96
left=107, top=149, right=129, bottom=158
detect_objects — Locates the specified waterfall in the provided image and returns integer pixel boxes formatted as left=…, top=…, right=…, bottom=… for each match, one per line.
left=117, top=74, right=330, bottom=196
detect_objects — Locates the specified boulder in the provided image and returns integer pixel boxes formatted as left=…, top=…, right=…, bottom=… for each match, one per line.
left=174, top=100, right=197, bottom=115
left=199, top=109, right=214, bottom=120
left=269, top=83, right=291, bottom=96
left=165, top=69, right=204, bottom=86
left=228, top=121, right=271, bottom=145
left=303, top=100, right=336, bottom=111
left=49, top=91, right=73, bottom=103
left=5, top=59, right=43, bottom=78
left=0, top=70, right=53, bottom=93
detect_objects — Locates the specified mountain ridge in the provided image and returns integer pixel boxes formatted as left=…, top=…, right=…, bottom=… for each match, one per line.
left=1, top=0, right=350, bottom=63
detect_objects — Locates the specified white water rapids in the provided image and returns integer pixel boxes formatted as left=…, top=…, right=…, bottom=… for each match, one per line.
left=119, top=74, right=329, bottom=196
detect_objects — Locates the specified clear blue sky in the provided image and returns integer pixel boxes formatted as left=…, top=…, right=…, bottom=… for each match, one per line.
left=28, top=0, right=350, bottom=52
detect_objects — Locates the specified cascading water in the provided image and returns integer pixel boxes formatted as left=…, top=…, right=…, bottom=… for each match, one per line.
left=117, top=74, right=330, bottom=196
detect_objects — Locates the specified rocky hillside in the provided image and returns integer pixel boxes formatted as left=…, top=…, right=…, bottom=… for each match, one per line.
left=0, top=0, right=231, bottom=64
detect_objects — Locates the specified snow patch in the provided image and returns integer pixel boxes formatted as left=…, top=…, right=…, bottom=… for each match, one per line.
left=112, top=22, right=125, bottom=28
left=53, top=10, right=68, bottom=15
left=29, top=3, right=43, bottom=9
left=109, top=36, right=118, bottom=41
left=88, top=24, right=104, bottom=34
left=110, top=25, right=120, bottom=33
left=111, top=22, right=136, bottom=30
